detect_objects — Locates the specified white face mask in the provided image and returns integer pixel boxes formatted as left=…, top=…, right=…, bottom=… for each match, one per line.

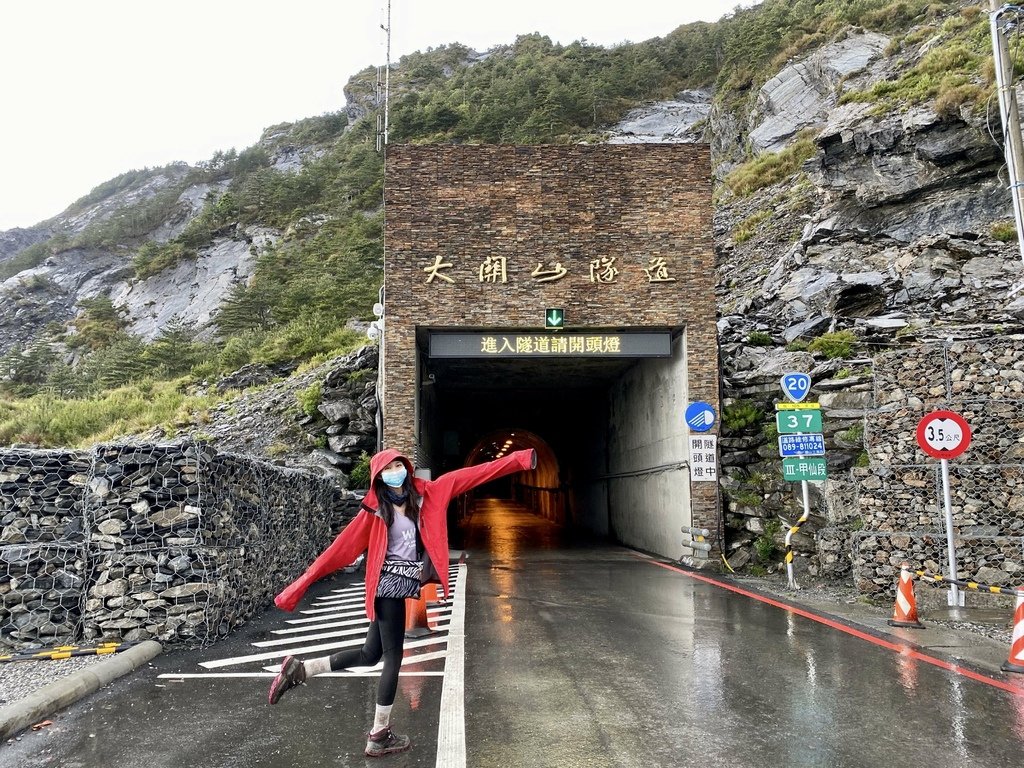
left=380, top=466, right=408, bottom=488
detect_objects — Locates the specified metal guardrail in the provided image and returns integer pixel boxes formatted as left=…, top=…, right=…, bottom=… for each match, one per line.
left=0, top=640, right=142, bottom=662
left=904, top=566, right=1024, bottom=597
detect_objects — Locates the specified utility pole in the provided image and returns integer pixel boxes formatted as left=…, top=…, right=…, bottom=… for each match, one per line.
left=989, top=2, right=1024, bottom=276
left=374, top=0, right=392, bottom=452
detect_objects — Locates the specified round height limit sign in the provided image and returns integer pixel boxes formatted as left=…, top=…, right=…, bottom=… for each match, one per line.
left=916, top=410, right=972, bottom=460
left=915, top=409, right=972, bottom=608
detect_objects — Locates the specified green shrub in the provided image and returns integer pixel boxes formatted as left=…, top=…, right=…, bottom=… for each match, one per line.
left=731, top=489, right=762, bottom=507
left=808, top=330, right=858, bottom=359
left=754, top=519, right=782, bottom=564
left=991, top=220, right=1017, bottom=242
left=296, top=382, right=323, bottom=418
left=785, top=339, right=810, bottom=352
left=840, top=423, right=865, bottom=443
left=253, top=320, right=363, bottom=366
left=133, top=241, right=194, bottom=278
left=747, top=331, right=773, bottom=346
left=349, top=451, right=372, bottom=488
left=723, top=400, right=764, bottom=431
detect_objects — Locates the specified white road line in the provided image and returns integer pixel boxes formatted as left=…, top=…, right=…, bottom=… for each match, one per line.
left=158, top=671, right=444, bottom=679
left=271, top=605, right=452, bottom=636
left=252, top=624, right=373, bottom=647
left=436, top=561, right=467, bottom=768
left=272, top=616, right=370, bottom=635
left=286, top=609, right=368, bottom=624
left=327, top=585, right=366, bottom=594
left=260, top=649, right=450, bottom=674
left=200, top=633, right=450, bottom=669
left=253, top=621, right=451, bottom=648
left=286, top=596, right=455, bottom=625
left=300, top=604, right=367, bottom=615
left=313, top=595, right=365, bottom=606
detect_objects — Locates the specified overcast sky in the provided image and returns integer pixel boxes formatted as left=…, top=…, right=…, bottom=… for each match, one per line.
left=0, top=0, right=753, bottom=231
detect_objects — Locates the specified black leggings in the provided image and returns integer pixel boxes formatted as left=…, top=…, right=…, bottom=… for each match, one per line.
left=328, top=596, right=406, bottom=706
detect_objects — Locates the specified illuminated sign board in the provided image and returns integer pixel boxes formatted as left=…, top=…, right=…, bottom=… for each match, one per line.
left=429, top=332, right=672, bottom=358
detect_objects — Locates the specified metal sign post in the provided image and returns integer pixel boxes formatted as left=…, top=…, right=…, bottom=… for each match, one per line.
left=916, top=410, right=972, bottom=608
left=939, top=457, right=962, bottom=608
left=777, top=373, right=820, bottom=589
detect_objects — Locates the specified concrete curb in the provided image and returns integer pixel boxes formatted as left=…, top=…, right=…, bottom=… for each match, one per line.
left=0, top=640, right=162, bottom=741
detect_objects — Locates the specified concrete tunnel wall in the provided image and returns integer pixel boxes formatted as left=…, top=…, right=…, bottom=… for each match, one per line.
left=606, top=334, right=691, bottom=559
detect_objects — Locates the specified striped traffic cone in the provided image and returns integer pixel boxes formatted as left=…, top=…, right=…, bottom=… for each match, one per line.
left=1001, top=587, right=1024, bottom=673
left=888, top=563, right=924, bottom=629
left=405, top=583, right=437, bottom=638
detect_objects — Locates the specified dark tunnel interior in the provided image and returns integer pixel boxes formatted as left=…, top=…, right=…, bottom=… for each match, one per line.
left=416, top=347, right=642, bottom=543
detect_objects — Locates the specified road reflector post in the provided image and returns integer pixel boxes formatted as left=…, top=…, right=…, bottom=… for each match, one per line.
left=682, top=539, right=712, bottom=553
left=681, top=527, right=712, bottom=559
left=888, top=564, right=925, bottom=629
left=1002, top=587, right=1024, bottom=673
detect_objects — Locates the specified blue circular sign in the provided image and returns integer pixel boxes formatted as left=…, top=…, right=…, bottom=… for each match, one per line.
left=781, top=372, right=812, bottom=403
left=685, top=402, right=717, bottom=433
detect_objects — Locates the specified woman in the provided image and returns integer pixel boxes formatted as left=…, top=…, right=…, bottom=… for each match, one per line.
left=268, top=446, right=536, bottom=758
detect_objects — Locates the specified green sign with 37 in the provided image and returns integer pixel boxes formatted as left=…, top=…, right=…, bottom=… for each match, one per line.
left=776, top=409, right=822, bottom=434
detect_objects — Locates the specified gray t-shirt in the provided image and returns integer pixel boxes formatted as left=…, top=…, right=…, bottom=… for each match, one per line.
left=387, top=512, right=418, bottom=561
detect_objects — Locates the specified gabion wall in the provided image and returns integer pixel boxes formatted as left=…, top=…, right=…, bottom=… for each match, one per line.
left=1, top=442, right=340, bottom=650
left=850, top=337, right=1024, bottom=605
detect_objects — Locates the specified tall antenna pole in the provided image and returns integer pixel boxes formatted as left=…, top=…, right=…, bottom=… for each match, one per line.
left=989, top=2, right=1024, bottom=275
left=376, top=1, right=391, bottom=152
left=374, top=0, right=392, bottom=452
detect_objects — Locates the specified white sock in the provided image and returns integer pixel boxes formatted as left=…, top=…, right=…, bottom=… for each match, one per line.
left=372, top=704, right=393, bottom=733
left=304, top=656, right=331, bottom=677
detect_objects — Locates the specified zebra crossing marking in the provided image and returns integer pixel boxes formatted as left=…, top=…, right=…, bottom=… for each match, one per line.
left=167, top=564, right=463, bottom=676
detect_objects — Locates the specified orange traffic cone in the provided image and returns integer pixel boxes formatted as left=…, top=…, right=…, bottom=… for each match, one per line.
left=888, top=563, right=924, bottom=629
left=405, top=583, right=438, bottom=638
left=1001, top=587, right=1024, bottom=673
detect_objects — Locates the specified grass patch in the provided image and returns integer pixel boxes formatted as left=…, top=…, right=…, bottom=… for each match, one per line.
left=839, top=9, right=991, bottom=115
left=747, top=330, right=773, bottom=346
left=734, top=210, right=773, bottom=244
left=722, top=133, right=818, bottom=199
left=0, top=379, right=223, bottom=448
left=808, top=330, right=858, bottom=359
left=991, top=220, right=1017, bottom=242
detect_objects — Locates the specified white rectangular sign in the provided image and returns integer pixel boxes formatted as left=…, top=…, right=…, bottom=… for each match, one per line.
left=688, top=436, right=718, bottom=482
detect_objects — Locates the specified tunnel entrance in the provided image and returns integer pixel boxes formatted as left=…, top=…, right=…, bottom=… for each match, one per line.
left=413, top=327, right=695, bottom=554
left=381, top=144, right=719, bottom=560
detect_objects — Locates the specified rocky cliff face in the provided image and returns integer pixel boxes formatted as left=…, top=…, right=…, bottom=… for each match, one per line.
left=0, top=150, right=295, bottom=354
left=0, top=11, right=1018, bottom=576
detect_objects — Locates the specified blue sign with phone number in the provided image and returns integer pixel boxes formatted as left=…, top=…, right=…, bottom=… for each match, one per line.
left=778, top=433, right=826, bottom=457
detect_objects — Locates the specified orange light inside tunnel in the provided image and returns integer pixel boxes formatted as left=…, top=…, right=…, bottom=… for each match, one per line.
left=464, top=428, right=562, bottom=524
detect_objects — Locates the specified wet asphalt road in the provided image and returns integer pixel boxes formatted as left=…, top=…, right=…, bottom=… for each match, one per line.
left=3, top=498, right=1024, bottom=767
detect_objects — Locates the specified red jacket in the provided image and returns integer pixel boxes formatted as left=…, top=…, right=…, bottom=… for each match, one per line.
left=274, top=447, right=536, bottom=619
